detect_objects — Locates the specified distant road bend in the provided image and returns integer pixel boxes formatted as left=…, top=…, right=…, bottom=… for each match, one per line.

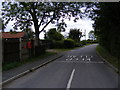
left=3, top=44, right=118, bottom=88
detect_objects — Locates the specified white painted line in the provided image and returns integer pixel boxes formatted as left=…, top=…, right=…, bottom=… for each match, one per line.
left=66, top=69, right=75, bottom=90
left=85, top=62, right=104, bottom=64
left=70, top=56, right=72, bottom=57
left=87, top=58, right=91, bottom=61
left=76, top=58, right=78, bottom=60
left=91, top=56, right=93, bottom=58
left=86, top=56, right=87, bottom=58
left=81, top=56, right=82, bottom=58
left=82, top=58, right=85, bottom=61
left=70, top=58, right=72, bottom=60
left=73, top=56, right=75, bottom=58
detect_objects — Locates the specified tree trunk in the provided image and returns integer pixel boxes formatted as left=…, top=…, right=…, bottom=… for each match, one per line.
left=35, top=27, right=40, bottom=46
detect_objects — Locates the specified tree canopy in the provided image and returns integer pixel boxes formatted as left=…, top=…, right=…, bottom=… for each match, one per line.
left=88, top=30, right=96, bottom=40
left=2, top=2, right=88, bottom=46
left=45, top=28, right=64, bottom=41
left=92, top=2, right=120, bottom=56
left=68, top=28, right=82, bottom=42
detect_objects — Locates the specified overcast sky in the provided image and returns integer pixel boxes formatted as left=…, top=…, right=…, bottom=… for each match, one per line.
left=0, top=1, right=94, bottom=40
left=4, top=18, right=94, bottom=40
left=35, top=17, right=94, bottom=40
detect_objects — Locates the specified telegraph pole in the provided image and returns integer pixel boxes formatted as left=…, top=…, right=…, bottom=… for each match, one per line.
left=85, top=29, right=86, bottom=40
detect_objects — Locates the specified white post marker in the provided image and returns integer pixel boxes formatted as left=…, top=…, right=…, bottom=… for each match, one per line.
left=66, top=69, right=75, bottom=90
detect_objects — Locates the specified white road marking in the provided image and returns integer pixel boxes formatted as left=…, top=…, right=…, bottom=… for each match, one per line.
left=91, top=56, right=93, bottom=58
left=73, top=56, right=76, bottom=58
left=87, top=58, right=91, bottom=61
left=70, top=58, right=72, bottom=60
left=66, top=59, right=68, bottom=60
left=82, top=58, right=85, bottom=61
left=76, top=58, right=78, bottom=60
left=81, top=56, right=83, bottom=58
left=66, top=69, right=75, bottom=90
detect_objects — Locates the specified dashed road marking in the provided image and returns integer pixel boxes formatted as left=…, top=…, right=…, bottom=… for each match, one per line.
left=66, top=69, right=75, bottom=90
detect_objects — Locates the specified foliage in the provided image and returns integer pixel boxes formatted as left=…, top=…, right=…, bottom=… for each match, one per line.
left=86, top=39, right=98, bottom=44
left=0, top=18, right=5, bottom=32
left=54, top=40, right=64, bottom=48
left=24, top=28, right=35, bottom=39
left=96, top=45, right=118, bottom=69
left=80, top=40, right=87, bottom=46
left=68, top=28, right=82, bottom=42
left=88, top=30, right=96, bottom=40
left=92, top=3, right=120, bottom=57
left=45, top=28, right=64, bottom=41
left=0, top=18, right=2, bottom=30
left=64, top=39, right=75, bottom=48
left=2, top=2, right=86, bottom=46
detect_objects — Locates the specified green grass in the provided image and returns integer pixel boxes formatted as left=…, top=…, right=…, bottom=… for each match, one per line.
left=3, top=52, right=57, bottom=71
left=96, top=45, right=119, bottom=69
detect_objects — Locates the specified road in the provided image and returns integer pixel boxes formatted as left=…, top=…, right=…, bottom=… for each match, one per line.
left=3, top=44, right=118, bottom=88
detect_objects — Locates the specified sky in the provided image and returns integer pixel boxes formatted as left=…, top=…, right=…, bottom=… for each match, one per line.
left=4, top=18, right=94, bottom=40
left=0, top=1, right=95, bottom=40
left=39, top=18, right=94, bottom=40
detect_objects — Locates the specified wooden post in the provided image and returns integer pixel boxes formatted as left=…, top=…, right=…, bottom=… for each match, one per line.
left=19, top=38, right=22, bottom=61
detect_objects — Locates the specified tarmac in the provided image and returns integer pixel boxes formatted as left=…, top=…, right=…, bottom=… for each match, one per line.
left=2, top=51, right=64, bottom=86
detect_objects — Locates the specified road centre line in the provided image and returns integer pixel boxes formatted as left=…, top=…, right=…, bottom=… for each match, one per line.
left=66, top=69, right=75, bottom=90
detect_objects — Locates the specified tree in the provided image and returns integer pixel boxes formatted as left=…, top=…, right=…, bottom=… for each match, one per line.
left=92, top=3, right=120, bottom=56
left=45, top=28, right=64, bottom=41
left=0, top=18, right=2, bottom=31
left=0, top=18, right=5, bottom=32
left=68, top=28, right=82, bottom=42
left=24, top=27, right=35, bottom=40
left=2, top=2, right=86, bottom=46
left=88, top=30, right=96, bottom=40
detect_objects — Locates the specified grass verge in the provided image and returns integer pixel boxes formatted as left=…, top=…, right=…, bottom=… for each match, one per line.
left=3, top=52, right=57, bottom=71
left=96, top=45, right=119, bottom=70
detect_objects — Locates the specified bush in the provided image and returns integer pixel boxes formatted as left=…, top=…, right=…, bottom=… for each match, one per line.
left=49, top=40, right=55, bottom=49
left=54, top=40, right=64, bottom=48
left=80, top=40, right=87, bottom=46
left=48, top=40, right=64, bottom=49
left=86, top=40, right=98, bottom=44
left=35, top=45, right=46, bottom=56
left=64, top=39, right=75, bottom=48
left=74, top=42, right=82, bottom=47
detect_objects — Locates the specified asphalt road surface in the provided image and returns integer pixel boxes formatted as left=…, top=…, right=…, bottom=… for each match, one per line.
left=3, top=44, right=118, bottom=88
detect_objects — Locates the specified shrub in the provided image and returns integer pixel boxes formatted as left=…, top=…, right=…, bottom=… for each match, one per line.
left=80, top=40, right=86, bottom=46
left=64, top=39, right=75, bottom=48
left=49, top=40, right=55, bottom=49
left=54, top=40, right=64, bottom=48
left=75, top=42, right=82, bottom=47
